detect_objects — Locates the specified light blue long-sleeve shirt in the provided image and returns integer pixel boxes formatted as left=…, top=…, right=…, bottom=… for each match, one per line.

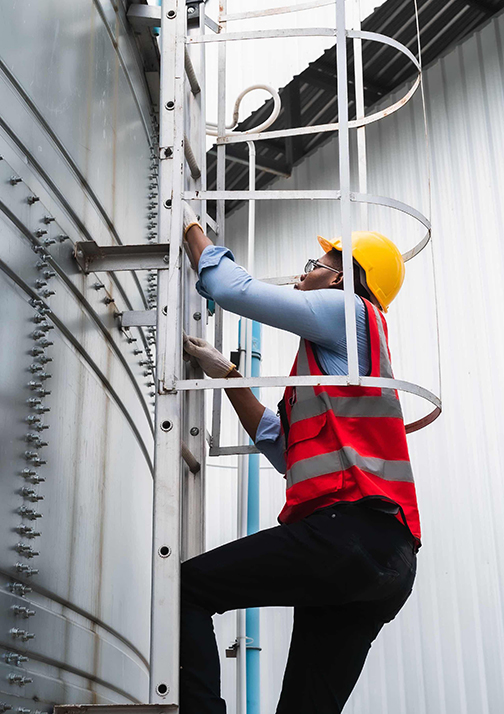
left=197, top=245, right=370, bottom=473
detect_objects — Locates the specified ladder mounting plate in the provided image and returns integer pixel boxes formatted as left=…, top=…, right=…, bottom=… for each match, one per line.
left=74, top=240, right=170, bottom=274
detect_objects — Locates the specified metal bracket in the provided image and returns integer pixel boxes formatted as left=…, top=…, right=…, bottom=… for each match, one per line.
left=55, top=706, right=178, bottom=714
left=121, top=310, right=157, bottom=328
left=74, top=241, right=170, bottom=273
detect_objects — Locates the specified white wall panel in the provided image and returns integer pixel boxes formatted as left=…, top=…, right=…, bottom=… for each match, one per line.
left=204, top=10, right=504, bottom=714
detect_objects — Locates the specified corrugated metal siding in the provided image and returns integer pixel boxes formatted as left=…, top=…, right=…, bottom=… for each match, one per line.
left=206, top=11, right=504, bottom=713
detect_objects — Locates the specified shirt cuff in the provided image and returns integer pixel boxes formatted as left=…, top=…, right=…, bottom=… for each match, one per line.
left=196, top=245, right=235, bottom=299
left=254, top=408, right=287, bottom=474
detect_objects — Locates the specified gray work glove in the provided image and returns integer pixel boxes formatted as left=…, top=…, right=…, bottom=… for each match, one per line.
left=183, top=332, right=236, bottom=378
left=182, top=200, right=202, bottom=237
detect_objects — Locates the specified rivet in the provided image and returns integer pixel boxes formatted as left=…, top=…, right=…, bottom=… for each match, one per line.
left=193, top=312, right=201, bottom=321
left=190, top=427, right=200, bottom=436
left=160, top=420, right=173, bottom=432
left=166, top=9, right=176, bottom=18
left=163, top=255, right=169, bottom=264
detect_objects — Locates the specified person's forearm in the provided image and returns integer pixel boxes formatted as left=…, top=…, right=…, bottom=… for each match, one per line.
left=185, top=224, right=213, bottom=270
left=224, top=369, right=266, bottom=442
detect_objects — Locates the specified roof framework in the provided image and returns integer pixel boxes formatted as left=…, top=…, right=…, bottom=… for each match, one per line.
left=205, top=0, right=503, bottom=215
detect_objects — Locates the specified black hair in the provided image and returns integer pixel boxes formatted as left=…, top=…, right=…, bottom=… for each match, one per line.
left=327, top=249, right=373, bottom=302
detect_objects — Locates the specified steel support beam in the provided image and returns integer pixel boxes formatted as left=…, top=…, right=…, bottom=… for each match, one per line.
left=74, top=241, right=170, bottom=273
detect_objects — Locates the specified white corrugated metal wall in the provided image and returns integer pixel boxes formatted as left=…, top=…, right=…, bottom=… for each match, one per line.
left=204, top=11, right=504, bottom=713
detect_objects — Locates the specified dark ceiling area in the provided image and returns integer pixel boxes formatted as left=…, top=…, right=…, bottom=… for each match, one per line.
left=206, top=0, right=504, bottom=217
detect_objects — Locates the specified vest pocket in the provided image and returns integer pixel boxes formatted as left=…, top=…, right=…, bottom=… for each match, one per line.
left=287, top=411, right=327, bottom=449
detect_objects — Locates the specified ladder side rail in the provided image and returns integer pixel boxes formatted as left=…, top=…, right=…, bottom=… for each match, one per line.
left=150, top=0, right=186, bottom=707
left=182, top=6, right=207, bottom=562
left=210, top=3, right=228, bottom=456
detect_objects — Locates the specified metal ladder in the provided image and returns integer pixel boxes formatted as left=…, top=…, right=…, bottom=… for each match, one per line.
left=58, top=1, right=441, bottom=713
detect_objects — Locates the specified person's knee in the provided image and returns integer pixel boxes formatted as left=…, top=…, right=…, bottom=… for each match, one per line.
left=181, top=559, right=215, bottom=614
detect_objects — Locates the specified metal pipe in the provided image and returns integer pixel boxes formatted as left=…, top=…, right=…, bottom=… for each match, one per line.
left=246, top=319, right=261, bottom=714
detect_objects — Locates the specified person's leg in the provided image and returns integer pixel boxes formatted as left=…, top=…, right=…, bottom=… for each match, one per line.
left=275, top=603, right=384, bottom=714
left=180, top=503, right=416, bottom=714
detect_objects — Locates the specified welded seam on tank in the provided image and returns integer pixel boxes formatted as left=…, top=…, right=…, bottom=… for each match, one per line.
left=0, top=62, right=149, bottom=311
left=92, top=0, right=153, bottom=140
left=0, top=197, right=154, bottom=436
left=0, top=254, right=154, bottom=475
left=0, top=569, right=149, bottom=670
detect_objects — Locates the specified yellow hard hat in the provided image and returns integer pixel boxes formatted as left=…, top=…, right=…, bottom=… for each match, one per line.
left=317, top=231, right=405, bottom=312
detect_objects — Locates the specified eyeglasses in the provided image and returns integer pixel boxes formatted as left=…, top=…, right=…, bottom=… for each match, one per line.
left=304, top=259, right=342, bottom=276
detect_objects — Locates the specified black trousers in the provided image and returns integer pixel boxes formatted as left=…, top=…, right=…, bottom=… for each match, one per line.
left=180, top=501, right=417, bottom=714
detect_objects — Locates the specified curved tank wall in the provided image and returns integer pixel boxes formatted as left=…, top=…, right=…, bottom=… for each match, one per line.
left=0, top=1, right=156, bottom=711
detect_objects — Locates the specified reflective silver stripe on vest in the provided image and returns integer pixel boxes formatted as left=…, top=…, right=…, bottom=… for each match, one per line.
left=290, top=392, right=404, bottom=423
left=371, top=304, right=393, bottom=380
left=286, top=445, right=414, bottom=489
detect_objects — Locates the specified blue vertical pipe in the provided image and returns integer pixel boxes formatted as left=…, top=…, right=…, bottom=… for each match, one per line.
left=246, top=321, right=261, bottom=714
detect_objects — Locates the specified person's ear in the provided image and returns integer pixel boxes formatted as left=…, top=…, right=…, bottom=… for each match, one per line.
left=329, top=272, right=343, bottom=289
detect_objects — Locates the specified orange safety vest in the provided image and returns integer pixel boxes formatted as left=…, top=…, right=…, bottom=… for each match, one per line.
left=277, top=298, right=421, bottom=548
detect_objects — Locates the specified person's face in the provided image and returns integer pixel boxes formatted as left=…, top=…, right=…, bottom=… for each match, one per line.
left=294, top=253, right=343, bottom=291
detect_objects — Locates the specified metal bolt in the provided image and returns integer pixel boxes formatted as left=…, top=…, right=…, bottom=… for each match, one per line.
left=18, top=507, right=43, bottom=520
left=9, top=176, right=22, bottom=185
left=190, top=427, right=200, bottom=436
left=21, top=467, right=37, bottom=476
left=32, top=313, right=45, bottom=324
left=94, top=282, right=105, bottom=290
left=133, top=349, right=143, bottom=355
left=35, top=229, right=47, bottom=238
left=10, top=627, right=36, bottom=639
left=16, top=708, right=31, bottom=714
left=193, top=312, right=201, bottom=321
left=43, top=215, right=55, bottom=224
left=148, top=192, right=157, bottom=199
left=29, top=347, right=44, bottom=357
left=29, top=298, right=44, bottom=309
left=35, top=279, right=47, bottom=289
left=139, top=360, right=151, bottom=366
left=37, top=339, right=53, bottom=348
left=31, top=331, right=46, bottom=340
left=36, top=260, right=49, bottom=270
left=25, top=433, right=44, bottom=445
left=8, top=674, right=33, bottom=686
left=187, top=5, right=196, bottom=14
left=27, top=195, right=40, bottom=205
left=28, top=474, right=45, bottom=485
left=35, top=389, right=51, bottom=397
left=27, top=382, right=42, bottom=390
left=16, top=525, right=41, bottom=537
left=0, top=705, right=10, bottom=714
left=27, top=398, right=42, bottom=406
left=43, top=270, right=56, bottom=280
left=12, top=606, right=36, bottom=619
left=147, top=213, right=157, bottom=219
left=38, top=355, right=52, bottom=364
left=104, top=297, right=115, bottom=305
left=38, top=323, right=54, bottom=332
left=127, top=336, right=137, bottom=344
left=38, top=373, right=51, bottom=381
left=147, top=222, right=157, bottom=229
left=3, top=652, right=29, bottom=665
left=163, top=255, right=169, bottom=264
left=15, top=543, right=40, bottom=558
left=28, top=364, right=43, bottom=373
left=9, top=583, right=32, bottom=596
left=33, top=406, right=50, bottom=414
left=23, top=452, right=46, bottom=464
left=39, top=289, right=55, bottom=298
left=21, top=488, right=44, bottom=501
left=58, top=234, right=70, bottom=242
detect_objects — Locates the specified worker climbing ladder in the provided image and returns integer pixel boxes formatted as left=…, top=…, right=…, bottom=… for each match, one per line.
left=57, top=1, right=441, bottom=713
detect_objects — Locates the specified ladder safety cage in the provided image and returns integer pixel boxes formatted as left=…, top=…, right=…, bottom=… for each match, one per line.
left=100, top=0, right=443, bottom=710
